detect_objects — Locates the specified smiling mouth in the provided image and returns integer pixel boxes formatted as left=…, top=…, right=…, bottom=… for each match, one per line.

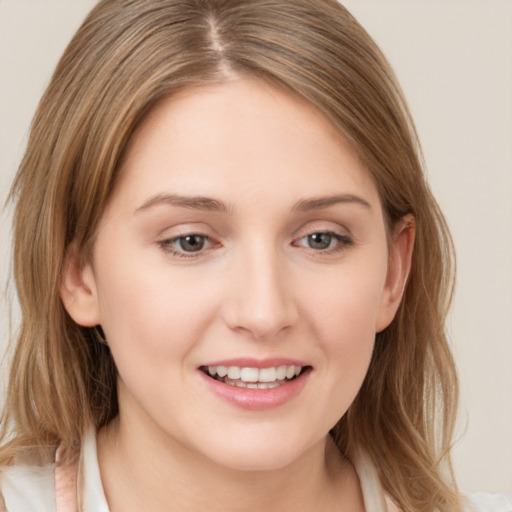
left=200, top=365, right=309, bottom=389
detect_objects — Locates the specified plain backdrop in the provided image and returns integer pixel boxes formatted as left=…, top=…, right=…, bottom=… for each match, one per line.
left=1, top=0, right=511, bottom=495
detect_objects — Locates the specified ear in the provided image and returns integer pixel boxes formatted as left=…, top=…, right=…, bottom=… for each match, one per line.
left=375, top=215, right=415, bottom=333
left=60, top=243, right=101, bottom=327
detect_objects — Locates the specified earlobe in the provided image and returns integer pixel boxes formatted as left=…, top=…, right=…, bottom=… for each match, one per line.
left=375, top=215, right=415, bottom=333
left=60, top=243, right=101, bottom=327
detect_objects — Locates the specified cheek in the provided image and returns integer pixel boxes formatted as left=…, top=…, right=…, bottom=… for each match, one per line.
left=93, top=255, right=222, bottom=370
left=306, top=261, right=387, bottom=345
left=319, top=295, right=376, bottom=384
left=94, top=267, right=225, bottom=423
left=302, top=264, right=387, bottom=406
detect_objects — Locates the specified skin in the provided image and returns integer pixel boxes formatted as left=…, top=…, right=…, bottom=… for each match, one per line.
left=61, top=78, right=414, bottom=511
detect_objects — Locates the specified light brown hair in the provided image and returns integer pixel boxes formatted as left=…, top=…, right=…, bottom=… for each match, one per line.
left=2, top=1, right=461, bottom=510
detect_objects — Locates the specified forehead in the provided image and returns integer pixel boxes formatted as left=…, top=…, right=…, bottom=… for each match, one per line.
left=112, top=78, right=380, bottom=212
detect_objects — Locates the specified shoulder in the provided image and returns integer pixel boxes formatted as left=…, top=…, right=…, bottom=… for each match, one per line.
left=464, top=492, right=512, bottom=512
left=0, top=463, right=56, bottom=512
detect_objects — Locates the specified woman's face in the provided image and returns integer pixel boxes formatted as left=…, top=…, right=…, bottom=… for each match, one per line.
left=63, top=78, right=411, bottom=471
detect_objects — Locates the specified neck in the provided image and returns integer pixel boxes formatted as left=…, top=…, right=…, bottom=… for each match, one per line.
left=97, top=404, right=364, bottom=512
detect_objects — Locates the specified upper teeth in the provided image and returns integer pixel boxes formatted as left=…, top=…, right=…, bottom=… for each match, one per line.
left=207, top=365, right=302, bottom=382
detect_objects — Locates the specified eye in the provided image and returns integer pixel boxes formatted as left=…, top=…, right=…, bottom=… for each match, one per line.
left=159, top=233, right=213, bottom=257
left=304, top=233, right=335, bottom=250
left=294, top=231, right=353, bottom=253
left=176, top=234, right=207, bottom=252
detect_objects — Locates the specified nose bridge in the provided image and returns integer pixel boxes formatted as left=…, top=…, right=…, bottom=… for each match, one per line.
left=224, top=237, right=297, bottom=339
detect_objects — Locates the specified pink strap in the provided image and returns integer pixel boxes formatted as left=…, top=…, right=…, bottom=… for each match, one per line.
left=54, top=445, right=79, bottom=512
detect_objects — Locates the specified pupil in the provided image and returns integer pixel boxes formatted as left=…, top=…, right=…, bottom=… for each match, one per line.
left=180, top=235, right=205, bottom=252
left=309, top=233, right=331, bottom=250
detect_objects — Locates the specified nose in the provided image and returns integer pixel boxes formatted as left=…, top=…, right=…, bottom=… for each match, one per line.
left=222, top=244, right=298, bottom=340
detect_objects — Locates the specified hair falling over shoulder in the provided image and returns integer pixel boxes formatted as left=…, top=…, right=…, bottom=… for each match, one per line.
left=1, top=1, right=462, bottom=510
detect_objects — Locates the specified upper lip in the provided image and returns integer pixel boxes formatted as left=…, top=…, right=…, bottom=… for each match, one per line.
left=199, top=358, right=309, bottom=369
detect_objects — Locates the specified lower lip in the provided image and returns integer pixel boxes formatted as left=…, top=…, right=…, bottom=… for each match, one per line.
left=198, top=368, right=311, bottom=411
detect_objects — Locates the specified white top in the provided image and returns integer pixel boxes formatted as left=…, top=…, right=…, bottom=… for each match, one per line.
left=0, top=432, right=511, bottom=512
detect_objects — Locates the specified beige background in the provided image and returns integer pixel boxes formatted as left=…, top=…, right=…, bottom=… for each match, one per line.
left=1, top=0, right=511, bottom=494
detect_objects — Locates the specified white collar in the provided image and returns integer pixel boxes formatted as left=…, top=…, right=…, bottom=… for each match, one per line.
left=81, top=430, right=110, bottom=512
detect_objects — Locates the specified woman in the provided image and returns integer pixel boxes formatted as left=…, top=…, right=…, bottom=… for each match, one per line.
left=0, top=1, right=510, bottom=511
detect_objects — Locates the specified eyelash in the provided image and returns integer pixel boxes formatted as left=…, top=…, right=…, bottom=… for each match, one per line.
left=293, top=232, right=353, bottom=254
left=158, top=231, right=353, bottom=259
left=158, top=233, right=214, bottom=259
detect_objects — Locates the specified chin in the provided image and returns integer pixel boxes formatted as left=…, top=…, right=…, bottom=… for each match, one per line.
left=199, top=433, right=318, bottom=473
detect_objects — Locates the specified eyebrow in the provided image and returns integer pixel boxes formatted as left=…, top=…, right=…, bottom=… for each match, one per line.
left=135, top=192, right=371, bottom=214
left=292, top=194, right=372, bottom=212
left=135, top=193, right=231, bottom=214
